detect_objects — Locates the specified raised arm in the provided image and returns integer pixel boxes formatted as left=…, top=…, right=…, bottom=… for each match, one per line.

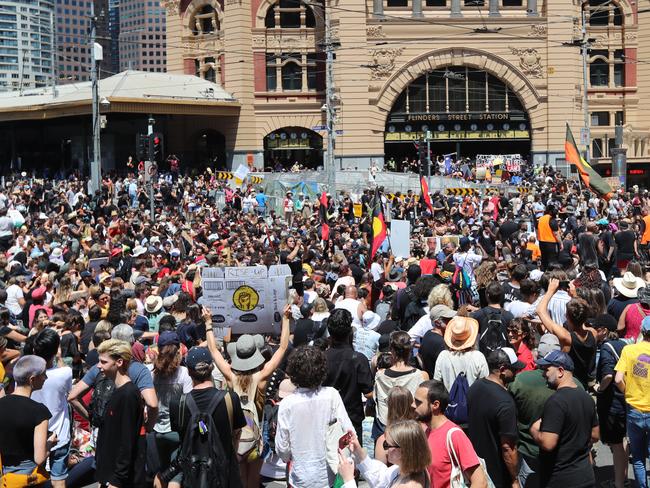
left=536, top=278, right=571, bottom=352
left=259, top=304, right=292, bottom=380
left=203, top=306, right=233, bottom=383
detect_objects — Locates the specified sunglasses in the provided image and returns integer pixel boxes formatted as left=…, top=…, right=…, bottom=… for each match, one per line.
left=382, top=440, right=399, bottom=451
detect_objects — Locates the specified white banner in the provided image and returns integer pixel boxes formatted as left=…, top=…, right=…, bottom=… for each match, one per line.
left=200, top=264, right=292, bottom=334
left=390, top=220, right=411, bottom=258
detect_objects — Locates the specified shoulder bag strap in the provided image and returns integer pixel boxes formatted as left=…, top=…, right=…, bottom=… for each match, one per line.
left=446, top=427, right=463, bottom=470
left=604, top=342, right=620, bottom=362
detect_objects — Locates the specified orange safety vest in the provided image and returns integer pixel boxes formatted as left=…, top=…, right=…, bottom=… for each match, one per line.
left=538, top=214, right=558, bottom=243
left=642, top=215, right=650, bottom=245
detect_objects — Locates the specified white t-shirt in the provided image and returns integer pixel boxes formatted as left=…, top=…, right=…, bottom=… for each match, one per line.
left=433, top=350, right=489, bottom=393
left=31, top=366, right=73, bottom=449
left=370, top=262, right=383, bottom=282
left=5, top=284, right=24, bottom=316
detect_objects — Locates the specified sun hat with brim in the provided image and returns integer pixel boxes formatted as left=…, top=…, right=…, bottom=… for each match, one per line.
left=613, top=272, right=645, bottom=298
left=387, top=269, right=401, bottom=282
left=501, top=347, right=526, bottom=370
left=227, top=334, right=265, bottom=372
left=145, top=295, right=163, bottom=314
left=536, top=350, right=575, bottom=372
left=444, top=316, right=479, bottom=351
left=430, top=304, right=457, bottom=321
left=132, top=245, right=147, bottom=258
left=162, top=294, right=178, bottom=309
left=362, top=311, right=381, bottom=330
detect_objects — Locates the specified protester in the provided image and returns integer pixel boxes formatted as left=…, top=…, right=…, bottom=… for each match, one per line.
left=532, top=351, right=600, bottom=488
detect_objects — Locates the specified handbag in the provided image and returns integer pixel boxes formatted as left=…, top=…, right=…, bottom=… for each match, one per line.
left=0, top=454, right=49, bottom=488
left=446, top=427, right=495, bottom=488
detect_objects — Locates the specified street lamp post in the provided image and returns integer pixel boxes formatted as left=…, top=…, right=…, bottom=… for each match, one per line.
left=90, top=2, right=102, bottom=196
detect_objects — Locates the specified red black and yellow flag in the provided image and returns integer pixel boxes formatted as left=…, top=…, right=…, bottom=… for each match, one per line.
left=565, top=124, right=613, bottom=200
left=370, top=188, right=387, bottom=260
left=420, top=176, right=433, bottom=214
left=319, top=192, right=330, bottom=242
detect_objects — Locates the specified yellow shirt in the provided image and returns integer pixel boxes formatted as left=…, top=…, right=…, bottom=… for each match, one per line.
left=615, top=341, right=650, bottom=412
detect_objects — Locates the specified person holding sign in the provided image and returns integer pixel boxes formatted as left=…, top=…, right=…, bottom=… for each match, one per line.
left=205, top=304, right=291, bottom=488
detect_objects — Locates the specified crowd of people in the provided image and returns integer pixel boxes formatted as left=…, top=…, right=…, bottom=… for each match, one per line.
left=0, top=165, right=649, bottom=488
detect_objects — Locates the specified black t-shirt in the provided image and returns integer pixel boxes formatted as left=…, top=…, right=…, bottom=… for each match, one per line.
left=80, top=320, right=99, bottom=355
left=596, top=339, right=626, bottom=417
left=467, top=379, right=518, bottom=487
left=418, top=331, right=446, bottom=379
left=170, top=387, right=247, bottom=488
left=0, top=395, right=51, bottom=466
left=324, top=344, right=373, bottom=429
left=95, top=381, right=146, bottom=487
left=498, top=220, right=519, bottom=243
left=539, top=387, right=598, bottom=488
left=502, top=282, right=522, bottom=304
left=615, top=230, right=636, bottom=260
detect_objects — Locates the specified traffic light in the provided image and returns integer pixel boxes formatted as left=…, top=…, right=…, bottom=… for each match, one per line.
left=418, top=139, right=428, bottom=173
left=136, top=133, right=148, bottom=161
left=149, top=132, right=164, bottom=163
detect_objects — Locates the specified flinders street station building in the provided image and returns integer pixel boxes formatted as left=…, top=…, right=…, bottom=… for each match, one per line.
left=164, top=0, right=650, bottom=177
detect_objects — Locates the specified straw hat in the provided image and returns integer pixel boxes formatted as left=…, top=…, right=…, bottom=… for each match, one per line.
left=444, top=316, right=479, bottom=351
left=613, top=272, right=645, bottom=298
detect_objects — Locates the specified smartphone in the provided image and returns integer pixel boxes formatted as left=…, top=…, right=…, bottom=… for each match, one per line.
left=338, top=431, right=353, bottom=450
left=559, top=280, right=569, bottom=289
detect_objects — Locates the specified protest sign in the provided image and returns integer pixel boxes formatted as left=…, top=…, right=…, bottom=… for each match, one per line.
left=200, top=264, right=292, bottom=334
left=390, top=220, right=411, bottom=258
left=88, top=257, right=109, bottom=275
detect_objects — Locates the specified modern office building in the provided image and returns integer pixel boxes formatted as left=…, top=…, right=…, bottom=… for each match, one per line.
left=108, top=0, right=120, bottom=73
left=0, top=0, right=55, bottom=92
left=164, top=0, right=650, bottom=183
left=55, top=0, right=111, bottom=83
left=119, top=0, right=166, bottom=72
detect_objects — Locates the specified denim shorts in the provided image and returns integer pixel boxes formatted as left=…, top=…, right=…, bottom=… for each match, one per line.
left=49, top=443, right=70, bottom=480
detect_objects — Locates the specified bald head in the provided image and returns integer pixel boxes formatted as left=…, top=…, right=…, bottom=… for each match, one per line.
left=344, top=285, right=358, bottom=299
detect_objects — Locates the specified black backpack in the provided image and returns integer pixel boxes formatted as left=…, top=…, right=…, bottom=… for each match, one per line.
left=176, top=391, right=233, bottom=488
left=89, top=372, right=115, bottom=428
left=308, top=317, right=328, bottom=345
left=478, top=309, right=508, bottom=355
left=402, top=300, right=426, bottom=330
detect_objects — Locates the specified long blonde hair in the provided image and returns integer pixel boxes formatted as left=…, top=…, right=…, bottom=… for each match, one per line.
left=386, top=420, right=432, bottom=478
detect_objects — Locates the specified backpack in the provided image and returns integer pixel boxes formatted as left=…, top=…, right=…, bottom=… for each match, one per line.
left=478, top=309, right=508, bottom=355
left=445, top=372, right=469, bottom=425
left=89, top=372, right=115, bottom=428
left=450, top=256, right=473, bottom=306
left=176, top=391, right=231, bottom=488
left=308, top=317, right=328, bottom=345
left=237, top=386, right=262, bottom=460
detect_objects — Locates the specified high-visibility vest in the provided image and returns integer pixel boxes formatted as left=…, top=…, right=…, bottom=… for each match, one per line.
left=538, top=214, right=558, bottom=243
left=642, top=215, right=650, bottom=245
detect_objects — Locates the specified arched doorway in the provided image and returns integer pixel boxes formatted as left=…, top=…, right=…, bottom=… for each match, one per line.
left=193, top=129, right=226, bottom=169
left=384, top=67, right=532, bottom=169
left=263, top=127, right=323, bottom=170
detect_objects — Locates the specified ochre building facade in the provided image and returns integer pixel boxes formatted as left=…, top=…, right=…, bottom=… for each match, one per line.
left=164, top=0, right=649, bottom=177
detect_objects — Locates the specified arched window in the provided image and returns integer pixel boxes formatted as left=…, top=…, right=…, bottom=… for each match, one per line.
left=264, top=0, right=319, bottom=29
left=191, top=4, right=219, bottom=35
left=282, top=60, right=302, bottom=90
left=587, top=0, right=624, bottom=26
left=590, top=58, right=609, bottom=86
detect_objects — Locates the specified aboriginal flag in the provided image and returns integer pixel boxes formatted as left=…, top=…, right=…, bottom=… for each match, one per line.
left=369, top=188, right=387, bottom=260
left=420, top=175, right=433, bottom=214
left=319, top=192, right=329, bottom=241
left=565, top=124, right=613, bottom=200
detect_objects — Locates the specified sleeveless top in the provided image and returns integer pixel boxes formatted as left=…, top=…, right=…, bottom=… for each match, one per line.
left=624, top=304, right=650, bottom=341
left=569, top=330, right=597, bottom=388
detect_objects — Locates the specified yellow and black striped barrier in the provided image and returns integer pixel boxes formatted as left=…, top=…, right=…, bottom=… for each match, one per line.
left=216, top=171, right=234, bottom=180
left=444, top=188, right=479, bottom=196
